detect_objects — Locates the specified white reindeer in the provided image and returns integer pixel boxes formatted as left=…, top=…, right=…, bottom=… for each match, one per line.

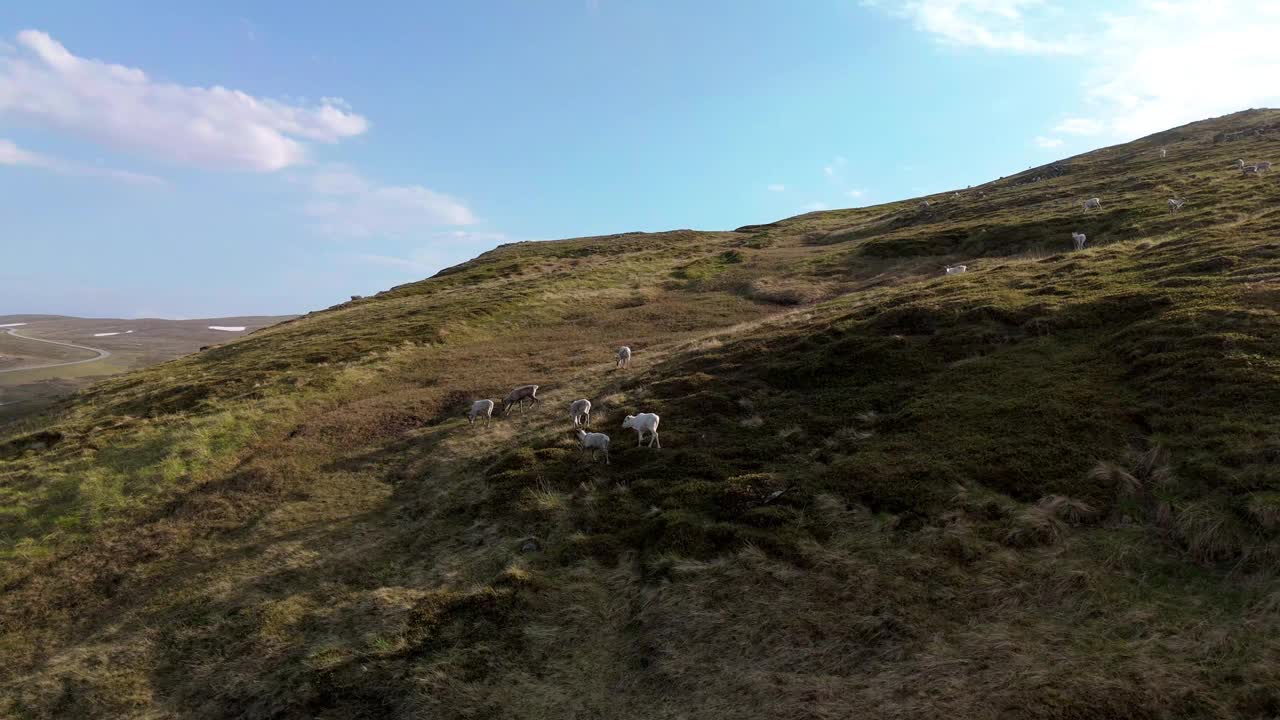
left=502, top=384, right=540, bottom=415
left=1160, top=147, right=1167, bottom=158
left=575, top=429, right=611, bottom=464
left=1243, top=165, right=1260, bottom=176
left=570, top=398, right=592, bottom=428
left=945, top=265, right=967, bottom=275
left=1257, top=161, right=1272, bottom=173
left=1238, top=159, right=1246, bottom=169
left=1071, top=232, right=1087, bottom=251
left=616, top=345, right=632, bottom=369
left=622, top=413, right=661, bottom=448
left=1167, top=198, right=1185, bottom=213
left=1082, top=197, right=1101, bottom=212
left=468, top=399, right=495, bottom=427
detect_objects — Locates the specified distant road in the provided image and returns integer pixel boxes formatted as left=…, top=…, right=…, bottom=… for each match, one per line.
left=0, top=328, right=112, bottom=375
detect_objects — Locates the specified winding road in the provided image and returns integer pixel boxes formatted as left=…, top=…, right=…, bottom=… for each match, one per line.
left=0, top=328, right=112, bottom=375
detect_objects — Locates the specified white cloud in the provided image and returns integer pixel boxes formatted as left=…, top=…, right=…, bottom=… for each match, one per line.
left=1083, top=1, right=1280, bottom=138
left=1033, top=135, right=1064, bottom=148
left=303, top=167, right=475, bottom=238
left=822, top=155, right=848, bottom=179
left=0, top=137, right=164, bottom=185
left=875, top=1, right=1280, bottom=140
left=846, top=188, right=867, bottom=198
left=0, top=30, right=368, bottom=172
left=0, top=137, right=40, bottom=165
left=872, top=0, right=1077, bottom=54
left=767, top=183, right=786, bottom=192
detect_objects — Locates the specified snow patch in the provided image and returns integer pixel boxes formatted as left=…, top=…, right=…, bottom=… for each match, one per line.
left=93, top=332, right=120, bottom=337
left=0, top=323, right=28, bottom=328
left=208, top=326, right=246, bottom=332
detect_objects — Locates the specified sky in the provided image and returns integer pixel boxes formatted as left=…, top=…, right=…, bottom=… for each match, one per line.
left=1, top=1, right=1279, bottom=318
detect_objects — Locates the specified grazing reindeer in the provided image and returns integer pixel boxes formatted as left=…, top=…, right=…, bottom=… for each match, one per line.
left=1160, top=147, right=1167, bottom=158
left=575, top=429, right=611, bottom=464
left=502, top=384, right=541, bottom=415
left=1167, top=198, right=1185, bottom=213
left=468, top=399, right=495, bottom=427
left=1082, top=197, right=1101, bottom=212
left=945, top=265, right=967, bottom=275
left=1071, top=232, right=1087, bottom=251
left=570, top=398, right=592, bottom=428
left=616, top=346, right=632, bottom=369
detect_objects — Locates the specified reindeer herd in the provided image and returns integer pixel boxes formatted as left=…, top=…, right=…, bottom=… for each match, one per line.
left=465, top=345, right=655, bottom=465
left=943, top=144, right=1272, bottom=275
left=466, top=138, right=1271, bottom=463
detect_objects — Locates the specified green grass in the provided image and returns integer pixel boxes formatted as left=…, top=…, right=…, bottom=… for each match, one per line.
left=4, top=109, right=1280, bottom=719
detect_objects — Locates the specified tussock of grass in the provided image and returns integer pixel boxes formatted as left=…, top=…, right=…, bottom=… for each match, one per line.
left=1037, top=494, right=1099, bottom=525
left=1003, top=504, right=1069, bottom=547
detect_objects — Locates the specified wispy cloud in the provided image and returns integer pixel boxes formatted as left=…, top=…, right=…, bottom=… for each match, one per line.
left=302, top=166, right=476, bottom=238
left=1052, top=117, right=1103, bottom=136
left=353, top=231, right=510, bottom=274
left=0, top=138, right=164, bottom=186
left=0, top=30, right=367, bottom=172
left=822, top=155, right=848, bottom=179
left=767, top=183, right=786, bottom=192
left=1033, top=135, right=1064, bottom=148
left=869, top=0, right=1077, bottom=54
left=239, top=18, right=260, bottom=43
left=846, top=188, right=867, bottom=199
left=873, top=1, right=1280, bottom=141
left=1083, top=1, right=1280, bottom=138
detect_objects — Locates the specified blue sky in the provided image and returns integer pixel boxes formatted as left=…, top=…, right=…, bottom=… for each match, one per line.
left=2, top=1, right=1278, bottom=318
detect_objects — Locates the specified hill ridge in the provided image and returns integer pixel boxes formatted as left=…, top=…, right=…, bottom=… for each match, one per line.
left=3, top=109, right=1280, bottom=719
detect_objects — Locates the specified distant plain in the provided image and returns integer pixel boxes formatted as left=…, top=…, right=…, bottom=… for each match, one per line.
left=0, top=314, right=295, bottom=422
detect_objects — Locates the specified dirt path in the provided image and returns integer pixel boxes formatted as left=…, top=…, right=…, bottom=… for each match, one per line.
left=0, top=328, right=111, bottom=375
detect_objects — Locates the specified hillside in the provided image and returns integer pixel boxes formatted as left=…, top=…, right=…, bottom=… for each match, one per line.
left=0, top=315, right=296, bottom=424
left=3, top=109, right=1280, bottom=719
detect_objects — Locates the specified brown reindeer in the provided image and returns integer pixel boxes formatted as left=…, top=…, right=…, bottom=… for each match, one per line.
left=503, top=384, right=541, bottom=415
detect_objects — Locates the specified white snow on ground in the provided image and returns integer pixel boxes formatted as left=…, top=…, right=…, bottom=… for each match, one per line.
left=125, top=330, right=134, bottom=334
left=0, top=323, right=28, bottom=328
left=93, top=332, right=120, bottom=337
left=208, top=326, right=246, bottom=332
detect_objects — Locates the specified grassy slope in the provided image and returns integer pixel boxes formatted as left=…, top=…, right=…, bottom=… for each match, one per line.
left=3, top=110, right=1280, bottom=718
